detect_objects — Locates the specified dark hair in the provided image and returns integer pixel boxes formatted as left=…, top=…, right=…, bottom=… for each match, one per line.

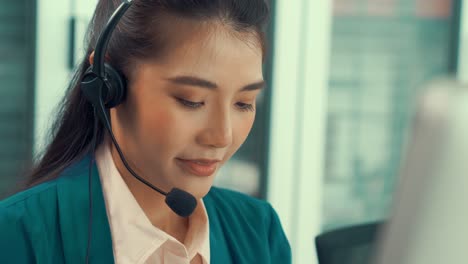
left=25, top=0, right=270, bottom=187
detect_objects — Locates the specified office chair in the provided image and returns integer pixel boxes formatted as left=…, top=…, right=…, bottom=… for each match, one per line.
left=315, top=221, right=383, bottom=264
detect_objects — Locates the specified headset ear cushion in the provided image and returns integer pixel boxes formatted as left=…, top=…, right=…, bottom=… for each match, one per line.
left=103, top=63, right=127, bottom=108
left=81, top=66, right=105, bottom=108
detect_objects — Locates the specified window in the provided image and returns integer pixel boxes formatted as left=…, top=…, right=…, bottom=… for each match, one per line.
left=323, top=0, right=458, bottom=230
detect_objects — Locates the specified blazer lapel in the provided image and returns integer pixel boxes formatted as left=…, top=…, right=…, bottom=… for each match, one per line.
left=56, top=155, right=114, bottom=263
left=204, top=192, right=233, bottom=264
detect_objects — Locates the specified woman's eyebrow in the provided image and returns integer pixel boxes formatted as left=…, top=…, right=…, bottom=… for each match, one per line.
left=166, top=75, right=266, bottom=91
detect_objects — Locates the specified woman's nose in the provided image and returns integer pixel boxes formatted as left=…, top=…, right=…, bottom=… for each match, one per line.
left=196, top=111, right=233, bottom=149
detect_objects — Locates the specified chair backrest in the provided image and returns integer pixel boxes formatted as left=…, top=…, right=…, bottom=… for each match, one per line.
left=315, top=221, right=382, bottom=264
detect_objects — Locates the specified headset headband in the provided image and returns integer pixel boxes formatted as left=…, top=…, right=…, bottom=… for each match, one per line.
left=92, top=0, right=133, bottom=78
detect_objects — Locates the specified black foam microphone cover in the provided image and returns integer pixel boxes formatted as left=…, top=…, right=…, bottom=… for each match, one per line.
left=165, top=188, right=198, bottom=217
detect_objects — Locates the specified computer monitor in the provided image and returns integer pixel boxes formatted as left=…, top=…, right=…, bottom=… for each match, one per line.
left=373, top=78, right=468, bottom=264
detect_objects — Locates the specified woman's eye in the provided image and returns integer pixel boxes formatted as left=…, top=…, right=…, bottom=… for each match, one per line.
left=175, top=97, right=254, bottom=112
left=176, top=98, right=204, bottom=109
left=236, top=102, right=255, bottom=112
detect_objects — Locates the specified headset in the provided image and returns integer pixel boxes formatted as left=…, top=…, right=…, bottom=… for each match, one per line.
left=79, top=1, right=197, bottom=262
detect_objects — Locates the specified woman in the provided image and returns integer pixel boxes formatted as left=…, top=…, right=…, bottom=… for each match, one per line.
left=0, top=0, right=291, bottom=263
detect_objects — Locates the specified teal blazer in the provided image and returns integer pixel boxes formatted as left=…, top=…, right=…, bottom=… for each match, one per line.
left=0, top=156, right=291, bottom=263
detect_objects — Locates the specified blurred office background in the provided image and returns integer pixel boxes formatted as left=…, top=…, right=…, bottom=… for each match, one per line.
left=0, top=0, right=464, bottom=263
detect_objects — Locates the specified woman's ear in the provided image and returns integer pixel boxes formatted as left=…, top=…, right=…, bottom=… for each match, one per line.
left=89, top=51, right=112, bottom=65
left=89, top=51, right=95, bottom=65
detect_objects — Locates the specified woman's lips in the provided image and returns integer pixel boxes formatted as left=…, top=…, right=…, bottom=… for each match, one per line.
left=176, top=158, right=220, bottom=177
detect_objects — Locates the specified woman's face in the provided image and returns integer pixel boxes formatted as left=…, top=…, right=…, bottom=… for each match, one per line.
left=111, top=25, right=264, bottom=198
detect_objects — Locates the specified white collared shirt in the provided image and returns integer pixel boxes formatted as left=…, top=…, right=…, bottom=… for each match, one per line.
left=95, top=140, right=210, bottom=264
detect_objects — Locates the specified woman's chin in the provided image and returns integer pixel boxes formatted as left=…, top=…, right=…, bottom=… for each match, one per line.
left=184, top=184, right=213, bottom=200
left=174, top=171, right=217, bottom=198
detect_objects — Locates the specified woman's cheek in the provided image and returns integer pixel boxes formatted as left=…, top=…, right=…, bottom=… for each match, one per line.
left=141, top=104, right=197, bottom=145
left=234, top=113, right=256, bottom=146
left=140, top=107, right=174, bottom=141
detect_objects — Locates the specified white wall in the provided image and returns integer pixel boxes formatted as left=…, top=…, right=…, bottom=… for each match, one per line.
left=268, top=1, right=332, bottom=263
left=35, top=0, right=72, bottom=154
left=34, top=0, right=96, bottom=155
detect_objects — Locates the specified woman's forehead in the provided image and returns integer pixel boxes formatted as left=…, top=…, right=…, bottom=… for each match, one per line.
left=137, top=26, right=263, bottom=82
left=158, top=19, right=263, bottom=63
